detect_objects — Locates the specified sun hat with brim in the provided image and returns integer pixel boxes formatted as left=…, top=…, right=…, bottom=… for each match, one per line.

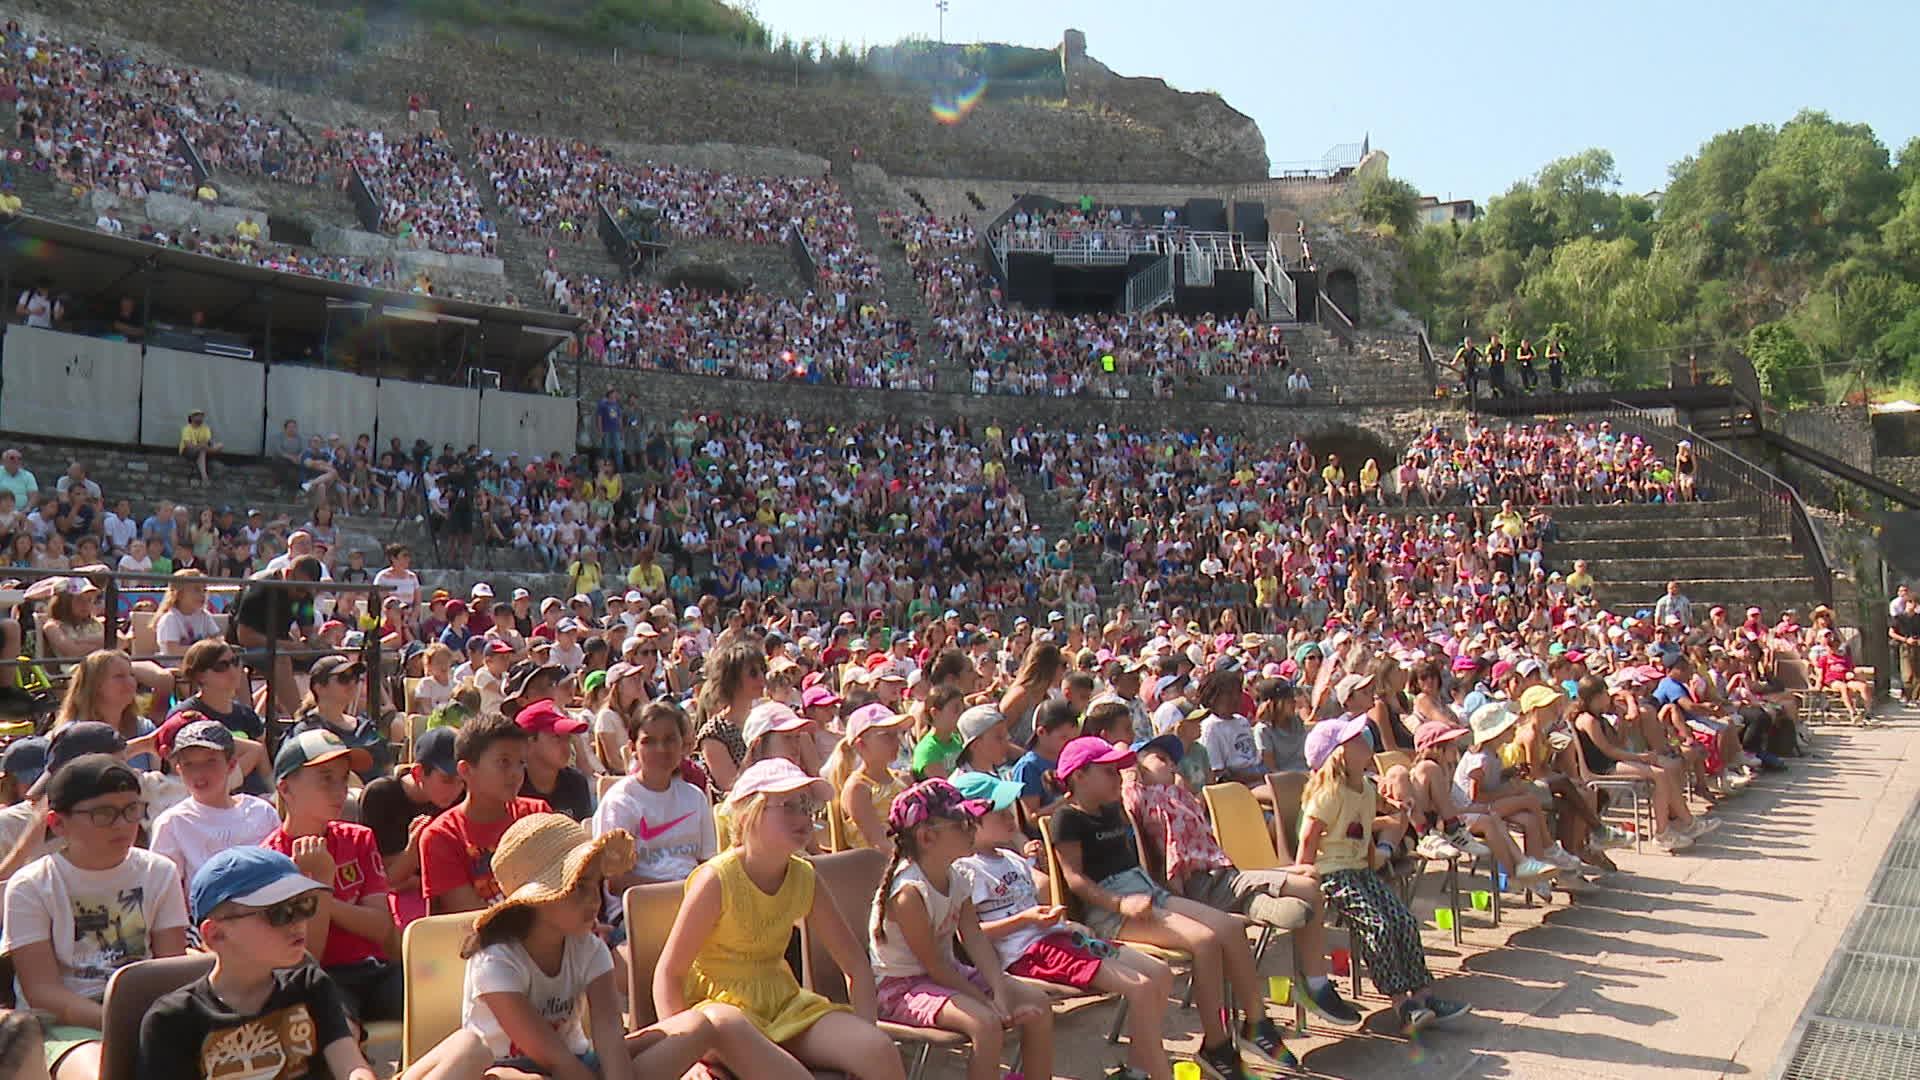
left=741, top=701, right=814, bottom=749
left=1468, top=702, right=1520, bottom=747
left=726, top=757, right=833, bottom=807
left=1131, top=732, right=1186, bottom=765
left=1056, top=735, right=1137, bottom=780
left=189, top=847, right=331, bottom=923
left=1413, top=719, right=1471, bottom=752
left=845, top=702, right=910, bottom=743
left=1332, top=672, right=1377, bottom=708
left=1304, top=714, right=1372, bottom=772
left=474, top=813, right=638, bottom=936
left=800, top=685, right=842, bottom=710
left=273, top=728, right=374, bottom=780
left=1517, top=684, right=1564, bottom=714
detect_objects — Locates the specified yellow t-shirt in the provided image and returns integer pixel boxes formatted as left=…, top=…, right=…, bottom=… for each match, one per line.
left=1321, top=464, right=1347, bottom=488
left=596, top=474, right=623, bottom=503
left=1302, top=775, right=1375, bottom=874
left=1255, top=574, right=1280, bottom=607
left=179, top=423, right=212, bottom=449
left=1493, top=510, right=1524, bottom=538
left=569, top=560, right=602, bottom=595
left=1566, top=570, right=1593, bottom=591
left=627, top=562, right=665, bottom=593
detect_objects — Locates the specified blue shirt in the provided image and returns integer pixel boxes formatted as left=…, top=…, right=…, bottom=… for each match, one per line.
left=1653, top=676, right=1691, bottom=711
left=1012, top=751, right=1059, bottom=808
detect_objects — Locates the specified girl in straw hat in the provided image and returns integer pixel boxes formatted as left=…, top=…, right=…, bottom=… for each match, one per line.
left=455, top=813, right=735, bottom=1079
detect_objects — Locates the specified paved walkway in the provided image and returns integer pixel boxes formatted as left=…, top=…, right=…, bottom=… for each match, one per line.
left=986, top=707, right=1920, bottom=1080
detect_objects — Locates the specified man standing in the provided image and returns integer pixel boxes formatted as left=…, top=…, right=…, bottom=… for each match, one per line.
left=1891, top=584, right=1920, bottom=705
left=1653, top=580, right=1693, bottom=629
left=596, top=389, right=625, bottom=471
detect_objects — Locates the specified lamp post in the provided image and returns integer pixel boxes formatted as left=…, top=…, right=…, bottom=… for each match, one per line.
left=936, top=0, right=949, bottom=43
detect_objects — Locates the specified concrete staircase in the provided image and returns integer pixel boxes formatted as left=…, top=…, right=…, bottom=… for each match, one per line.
left=442, top=125, right=574, bottom=311
left=1545, top=500, right=1825, bottom=614
left=841, top=163, right=950, bottom=386
left=1290, top=325, right=1436, bottom=404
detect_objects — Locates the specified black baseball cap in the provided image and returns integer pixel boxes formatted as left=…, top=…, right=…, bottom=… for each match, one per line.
left=27, top=721, right=127, bottom=799
left=48, top=753, right=141, bottom=812
left=413, top=725, right=458, bottom=777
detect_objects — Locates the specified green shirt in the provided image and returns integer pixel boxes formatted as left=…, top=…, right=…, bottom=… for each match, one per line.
left=911, top=730, right=965, bottom=777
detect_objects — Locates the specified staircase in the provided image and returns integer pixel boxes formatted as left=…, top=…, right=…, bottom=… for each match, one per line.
left=840, top=162, right=950, bottom=386
left=1546, top=500, right=1824, bottom=615
left=1292, top=325, right=1437, bottom=404
left=442, top=125, right=573, bottom=311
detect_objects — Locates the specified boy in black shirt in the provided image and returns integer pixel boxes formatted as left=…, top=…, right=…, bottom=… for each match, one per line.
left=357, top=726, right=465, bottom=925
left=139, top=847, right=372, bottom=1080
left=513, top=699, right=594, bottom=822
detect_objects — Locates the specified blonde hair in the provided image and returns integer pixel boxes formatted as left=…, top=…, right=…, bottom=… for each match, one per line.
left=821, top=736, right=857, bottom=793
left=55, top=649, right=138, bottom=733
left=1301, top=746, right=1358, bottom=816
left=726, top=790, right=769, bottom=848
left=157, top=569, right=207, bottom=617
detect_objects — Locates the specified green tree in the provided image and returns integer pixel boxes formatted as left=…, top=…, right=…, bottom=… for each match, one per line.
left=1351, top=173, right=1421, bottom=235
left=1747, top=322, right=1820, bottom=401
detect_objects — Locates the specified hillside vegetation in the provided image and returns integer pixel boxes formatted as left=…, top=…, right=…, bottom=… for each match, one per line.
left=1390, top=111, right=1920, bottom=405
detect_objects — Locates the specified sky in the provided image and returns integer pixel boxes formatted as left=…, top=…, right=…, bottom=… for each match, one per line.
left=747, top=0, right=1919, bottom=204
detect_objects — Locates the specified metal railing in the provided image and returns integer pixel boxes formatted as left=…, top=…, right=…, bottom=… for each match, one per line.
left=1316, top=289, right=1355, bottom=351
left=1123, top=256, right=1174, bottom=314
left=1267, top=247, right=1297, bottom=320
left=1184, top=236, right=1215, bottom=287
left=1598, top=401, right=1836, bottom=607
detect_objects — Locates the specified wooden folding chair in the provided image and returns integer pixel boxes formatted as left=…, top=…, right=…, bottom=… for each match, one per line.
left=1264, top=771, right=1375, bottom=998
left=1036, top=816, right=1196, bottom=1043
left=803, top=849, right=968, bottom=1080
left=401, top=910, right=480, bottom=1067
left=824, top=794, right=849, bottom=853
left=1196, top=783, right=1311, bottom=1029
left=100, top=955, right=215, bottom=1080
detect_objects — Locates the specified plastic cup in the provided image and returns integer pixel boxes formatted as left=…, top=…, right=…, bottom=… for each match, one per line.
left=1174, top=1061, right=1202, bottom=1080
left=1434, top=907, right=1455, bottom=931
left=1471, top=890, right=1493, bottom=911
left=1268, top=975, right=1291, bottom=1005
left=1331, top=948, right=1351, bottom=977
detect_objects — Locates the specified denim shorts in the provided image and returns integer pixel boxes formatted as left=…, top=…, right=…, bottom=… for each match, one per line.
left=1083, top=866, right=1174, bottom=938
left=495, top=1050, right=600, bottom=1076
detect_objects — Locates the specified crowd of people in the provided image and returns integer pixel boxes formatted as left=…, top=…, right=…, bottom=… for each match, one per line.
left=1395, top=420, right=1704, bottom=505
left=1451, top=333, right=1569, bottom=398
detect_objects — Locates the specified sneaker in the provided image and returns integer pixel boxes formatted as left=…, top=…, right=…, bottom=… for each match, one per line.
left=1416, top=832, right=1464, bottom=860
left=1728, top=769, right=1755, bottom=790
left=1236, top=1019, right=1298, bottom=1071
left=1556, top=873, right=1597, bottom=894
left=1655, top=829, right=1694, bottom=852
left=1398, top=1001, right=1437, bottom=1034
left=1593, top=824, right=1635, bottom=850
left=1195, top=1039, right=1247, bottom=1080
left=1544, top=843, right=1584, bottom=871
left=1684, top=816, right=1722, bottom=840
left=1742, top=753, right=1764, bottom=769
left=1422, top=997, right=1473, bottom=1028
left=1513, top=856, right=1562, bottom=883
left=1447, top=825, right=1492, bottom=859
left=1530, top=881, right=1555, bottom=903
left=1581, top=846, right=1620, bottom=873
left=1301, top=978, right=1363, bottom=1026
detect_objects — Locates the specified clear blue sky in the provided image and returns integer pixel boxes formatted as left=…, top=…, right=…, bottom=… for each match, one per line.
left=750, top=0, right=1919, bottom=203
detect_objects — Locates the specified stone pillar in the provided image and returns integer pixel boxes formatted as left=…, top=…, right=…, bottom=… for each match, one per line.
left=1062, top=29, right=1089, bottom=101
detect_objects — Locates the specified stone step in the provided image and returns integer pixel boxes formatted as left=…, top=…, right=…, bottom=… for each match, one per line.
left=1555, top=517, right=1769, bottom=542
left=1590, top=577, right=1822, bottom=613
left=1572, top=553, right=1809, bottom=582
left=1551, top=535, right=1798, bottom=561
left=1540, top=500, right=1758, bottom=523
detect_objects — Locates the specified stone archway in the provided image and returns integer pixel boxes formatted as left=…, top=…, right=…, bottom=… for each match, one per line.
left=1324, top=268, right=1361, bottom=323
left=1308, top=422, right=1397, bottom=481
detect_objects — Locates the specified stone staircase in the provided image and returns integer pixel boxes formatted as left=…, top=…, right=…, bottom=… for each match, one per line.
left=1545, top=500, right=1825, bottom=615
left=442, top=125, right=569, bottom=311
left=1290, top=325, right=1437, bottom=404
left=841, top=162, right=950, bottom=386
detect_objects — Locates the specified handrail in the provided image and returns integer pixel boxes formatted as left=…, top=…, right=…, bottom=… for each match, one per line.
left=1122, top=256, right=1173, bottom=314
left=1598, top=400, right=1836, bottom=607
left=1316, top=289, right=1355, bottom=351
left=1184, top=236, right=1214, bottom=287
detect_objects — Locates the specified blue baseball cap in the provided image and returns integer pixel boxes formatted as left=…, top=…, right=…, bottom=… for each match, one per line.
left=951, top=770, right=1023, bottom=812
left=1132, top=733, right=1186, bottom=765
left=0, top=736, right=49, bottom=788
left=190, top=846, right=330, bottom=923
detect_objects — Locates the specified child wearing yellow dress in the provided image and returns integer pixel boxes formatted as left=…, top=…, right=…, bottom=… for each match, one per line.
left=653, top=758, right=906, bottom=1080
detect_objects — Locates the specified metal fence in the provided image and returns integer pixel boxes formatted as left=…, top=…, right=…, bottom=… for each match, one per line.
left=1123, top=256, right=1173, bottom=313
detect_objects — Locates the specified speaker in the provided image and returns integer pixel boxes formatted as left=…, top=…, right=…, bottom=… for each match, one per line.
left=1232, top=201, right=1268, bottom=242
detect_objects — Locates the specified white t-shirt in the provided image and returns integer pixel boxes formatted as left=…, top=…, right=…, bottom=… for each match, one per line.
left=463, top=933, right=613, bottom=1058
left=1, top=849, right=189, bottom=1002
left=871, top=861, right=977, bottom=979
left=591, top=777, right=714, bottom=887
left=411, top=674, right=454, bottom=715
left=372, top=567, right=420, bottom=606
left=1453, top=749, right=1500, bottom=810
left=1200, top=712, right=1260, bottom=776
left=1151, top=698, right=1188, bottom=737
left=591, top=707, right=628, bottom=774
left=156, top=608, right=223, bottom=654
left=0, top=800, right=61, bottom=864
left=149, top=795, right=281, bottom=888
left=957, top=847, right=1047, bottom=969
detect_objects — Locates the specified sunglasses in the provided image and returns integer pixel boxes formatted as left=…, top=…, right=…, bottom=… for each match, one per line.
left=63, top=801, right=147, bottom=827
left=768, top=796, right=821, bottom=817
left=218, top=893, right=320, bottom=927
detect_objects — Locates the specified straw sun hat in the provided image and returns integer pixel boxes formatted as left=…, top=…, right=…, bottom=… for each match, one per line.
left=473, top=813, right=637, bottom=934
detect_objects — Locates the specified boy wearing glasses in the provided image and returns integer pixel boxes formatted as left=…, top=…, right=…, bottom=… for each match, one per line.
left=1, top=754, right=189, bottom=1080
left=262, top=728, right=405, bottom=1027
left=139, top=846, right=383, bottom=1080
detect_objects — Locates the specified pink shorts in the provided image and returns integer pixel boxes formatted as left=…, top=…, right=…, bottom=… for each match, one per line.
left=876, top=964, right=990, bottom=1028
left=1006, top=930, right=1105, bottom=990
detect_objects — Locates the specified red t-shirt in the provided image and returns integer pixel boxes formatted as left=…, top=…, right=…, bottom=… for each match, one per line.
left=419, top=796, right=550, bottom=908
left=263, top=820, right=391, bottom=967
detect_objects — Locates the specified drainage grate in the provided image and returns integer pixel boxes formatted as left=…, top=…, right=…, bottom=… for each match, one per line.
left=1850, top=906, right=1920, bottom=959
left=1887, top=840, right=1920, bottom=870
left=1825, top=954, right=1920, bottom=1029
left=1779, top=1019, right=1920, bottom=1080
left=1873, top=868, right=1920, bottom=907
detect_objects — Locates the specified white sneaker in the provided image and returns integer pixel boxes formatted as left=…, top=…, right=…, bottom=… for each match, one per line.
left=1655, top=829, right=1694, bottom=852
left=1728, top=770, right=1755, bottom=790
left=1446, top=825, right=1492, bottom=859
left=1545, top=843, right=1584, bottom=871
left=1742, top=753, right=1764, bottom=769
left=1513, top=856, right=1562, bottom=883
left=1416, top=833, right=1463, bottom=860
left=1684, top=817, right=1721, bottom=840
left=1531, top=882, right=1557, bottom=903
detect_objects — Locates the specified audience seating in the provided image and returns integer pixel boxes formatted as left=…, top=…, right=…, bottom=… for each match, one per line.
left=100, top=954, right=215, bottom=1080
left=400, top=911, right=480, bottom=1067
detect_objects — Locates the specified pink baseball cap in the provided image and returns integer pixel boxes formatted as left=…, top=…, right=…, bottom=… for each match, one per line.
left=845, top=702, right=910, bottom=743
left=1056, top=735, right=1137, bottom=780
left=1450, top=654, right=1480, bottom=673
left=800, top=685, right=842, bottom=710
left=726, top=758, right=831, bottom=806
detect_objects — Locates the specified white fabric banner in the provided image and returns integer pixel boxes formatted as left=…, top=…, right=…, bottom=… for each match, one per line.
left=265, top=365, right=379, bottom=446
left=139, top=347, right=268, bottom=453
left=375, top=378, right=479, bottom=456
left=0, top=326, right=142, bottom=443
left=479, top=389, right=579, bottom=460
